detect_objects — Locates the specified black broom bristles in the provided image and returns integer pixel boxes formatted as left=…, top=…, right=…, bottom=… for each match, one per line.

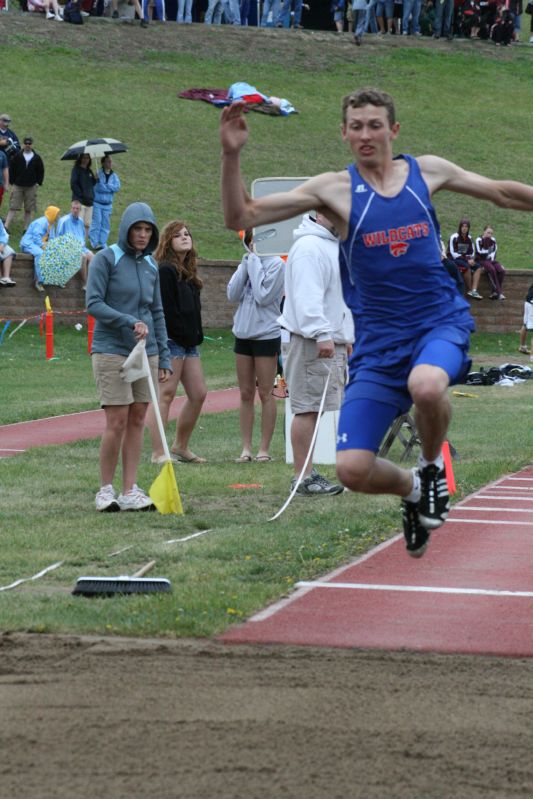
left=72, top=560, right=171, bottom=597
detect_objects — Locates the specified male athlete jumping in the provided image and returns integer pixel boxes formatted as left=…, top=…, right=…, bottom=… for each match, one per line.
left=220, top=87, right=533, bottom=556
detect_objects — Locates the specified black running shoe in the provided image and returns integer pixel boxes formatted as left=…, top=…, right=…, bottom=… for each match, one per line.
left=401, top=499, right=430, bottom=558
left=418, top=463, right=449, bottom=529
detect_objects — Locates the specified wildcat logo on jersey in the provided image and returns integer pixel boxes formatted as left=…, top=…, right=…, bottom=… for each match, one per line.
left=362, top=222, right=430, bottom=257
left=390, top=241, right=409, bottom=257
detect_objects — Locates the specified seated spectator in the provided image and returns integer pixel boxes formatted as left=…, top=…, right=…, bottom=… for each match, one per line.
left=20, top=205, right=61, bottom=292
left=447, top=217, right=483, bottom=299
left=44, top=0, right=64, bottom=18
left=458, top=0, right=481, bottom=35
left=518, top=283, right=533, bottom=354
left=110, top=0, right=147, bottom=25
left=0, top=218, right=16, bottom=287
left=475, top=225, right=505, bottom=300
left=440, top=237, right=464, bottom=294
left=490, top=2, right=514, bottom=42
left=57, top=200, right=94, bottom=289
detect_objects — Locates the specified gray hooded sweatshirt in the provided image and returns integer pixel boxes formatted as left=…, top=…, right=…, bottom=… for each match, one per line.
left=86, top=202, right=170, bottom=369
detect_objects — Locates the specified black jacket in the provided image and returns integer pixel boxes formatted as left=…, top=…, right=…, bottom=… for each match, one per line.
left=70, top=164, right=96, bottom=206
left=159, top=262, right=204, bottom=348
left=9, top=150, right=45, bottom=187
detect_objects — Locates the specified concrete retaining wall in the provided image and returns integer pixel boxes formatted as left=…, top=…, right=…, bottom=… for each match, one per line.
left=1, top=253, right=531, bottom=334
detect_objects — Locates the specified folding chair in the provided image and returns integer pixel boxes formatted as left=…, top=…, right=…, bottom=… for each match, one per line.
left=378, top=412, right=420, bottom=462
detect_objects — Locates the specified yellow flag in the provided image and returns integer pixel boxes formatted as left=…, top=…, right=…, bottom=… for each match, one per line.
left=149, top=461, right=183, bottom=515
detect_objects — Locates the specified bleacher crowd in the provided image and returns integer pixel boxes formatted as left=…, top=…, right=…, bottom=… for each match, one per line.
left=9, top=0, right=531, bottom=45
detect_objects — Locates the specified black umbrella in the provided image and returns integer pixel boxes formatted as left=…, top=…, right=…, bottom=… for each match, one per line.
left=60, top=138, right=128, bottom=161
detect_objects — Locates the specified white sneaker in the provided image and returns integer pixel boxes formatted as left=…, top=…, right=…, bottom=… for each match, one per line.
left=529, top=35, right=533, bottom=43
left=55, top=13, right=63, bottom=19
left=0, top=276, right=16, bottom=286
left=117, top=484, right=155, bottom=511
left=46, top=10, right=55, bottom=17
left=95, top=484, right=120, bottom=512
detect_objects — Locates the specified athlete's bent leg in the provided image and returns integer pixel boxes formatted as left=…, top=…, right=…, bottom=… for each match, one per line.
left=407, top=363, right=451, bottom=462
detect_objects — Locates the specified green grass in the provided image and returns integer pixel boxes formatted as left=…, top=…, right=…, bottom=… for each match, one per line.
left=1, top=19, right=533, bottom=266
left=1, top=330, right=532, bottom=637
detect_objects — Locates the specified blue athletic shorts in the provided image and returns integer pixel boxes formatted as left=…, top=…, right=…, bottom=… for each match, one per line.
left=337, top=338, right=467, bottom=453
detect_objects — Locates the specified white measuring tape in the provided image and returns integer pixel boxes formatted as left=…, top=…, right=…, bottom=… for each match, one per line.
left=269, top=363, right=333, bottom=521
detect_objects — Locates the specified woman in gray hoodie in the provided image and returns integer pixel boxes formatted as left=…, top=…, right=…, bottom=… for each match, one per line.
left=227, top=229, right=284, bottom=462
left=86, top=202, right=171, bottom=512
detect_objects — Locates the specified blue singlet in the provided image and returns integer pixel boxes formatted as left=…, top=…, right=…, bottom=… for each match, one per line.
left=336, top=155, right=475, bottom=451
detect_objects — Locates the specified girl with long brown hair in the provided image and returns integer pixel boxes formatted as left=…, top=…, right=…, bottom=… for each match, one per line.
left=146, top=220, right=207, bottom=464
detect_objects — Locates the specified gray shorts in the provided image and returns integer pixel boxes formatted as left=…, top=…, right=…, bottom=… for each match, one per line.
left=283, top=334, right=347, bottom=414
left=0, top=244, right=15, bottom=261
left=9, top=184, right=37, bottom=213
left=92, top=353, right=159, bottom=406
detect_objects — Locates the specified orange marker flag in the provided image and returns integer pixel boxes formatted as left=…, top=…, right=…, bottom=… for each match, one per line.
left=442, top=440, right=456, bottom=494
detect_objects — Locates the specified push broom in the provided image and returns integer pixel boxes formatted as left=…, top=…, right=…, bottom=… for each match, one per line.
left=72, top=560, right=171, bottom=597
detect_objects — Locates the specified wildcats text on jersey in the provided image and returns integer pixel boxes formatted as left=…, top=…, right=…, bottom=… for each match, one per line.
left=362, top=222, right=430, bottom=249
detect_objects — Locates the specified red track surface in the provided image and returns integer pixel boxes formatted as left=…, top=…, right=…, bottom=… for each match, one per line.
left=0, top=387, right=241, bottom=457
left=221, top=469, right=533, bottom=657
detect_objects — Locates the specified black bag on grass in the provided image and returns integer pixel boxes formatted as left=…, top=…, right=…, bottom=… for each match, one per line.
left=63, top=0, right=84, bottom=23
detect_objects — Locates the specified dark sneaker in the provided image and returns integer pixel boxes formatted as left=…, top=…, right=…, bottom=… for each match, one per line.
left=418, top=464, right=449, bottom=529
left=401, top=499, right=430, bottom=558
left=292, top=469, right=344, bottom=496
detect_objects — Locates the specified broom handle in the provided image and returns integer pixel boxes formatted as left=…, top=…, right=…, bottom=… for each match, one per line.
left=133, top=560, right=157, bottom=578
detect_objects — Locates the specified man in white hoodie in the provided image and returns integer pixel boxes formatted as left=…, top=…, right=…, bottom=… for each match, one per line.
left=280, top=213, right=354, bottom=496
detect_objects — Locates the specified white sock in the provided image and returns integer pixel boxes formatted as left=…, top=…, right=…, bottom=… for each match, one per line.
left=402, top=467, right=421, bottom=503
left=419, top=453, right=444, bottom=470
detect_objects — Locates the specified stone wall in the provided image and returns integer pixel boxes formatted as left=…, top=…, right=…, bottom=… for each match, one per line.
left=1, top=253, right=531, bottom=333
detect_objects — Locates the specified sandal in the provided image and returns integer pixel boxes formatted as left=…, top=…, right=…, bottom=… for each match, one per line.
left=518, top=346, right=529, bottom=354
left=171, top=450, right=207, bottom=463
left=234, top=454, right=253, bottom=463
left=254, top=455, right=273, bottom=462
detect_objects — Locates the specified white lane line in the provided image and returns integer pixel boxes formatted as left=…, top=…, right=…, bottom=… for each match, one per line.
left=453, top=506, right=533, bottom=514
left=506, top=477, right=533, bottom=481
left=483, top=486, right=533, bottom=491
left=475, top=495, right=533, bottom=502
left=295, top=581, right=533, bottom=598
left=446, top=518, right=533, bottom=526
left=0, top=448, right=26, bottom=452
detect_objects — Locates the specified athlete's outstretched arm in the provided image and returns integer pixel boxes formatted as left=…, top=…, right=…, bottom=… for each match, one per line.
left=220, top=101, right=348, bottom=232
left=419, top=154, right=533, bottom=210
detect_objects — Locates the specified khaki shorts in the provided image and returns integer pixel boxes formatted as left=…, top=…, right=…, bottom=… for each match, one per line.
left=9, top=184, right=38, bottom=213
left=283, top=334, right=347, bottom=414
left=92, top=353, right=159, bottom=406
left=80, top=204, right=93, bottom=227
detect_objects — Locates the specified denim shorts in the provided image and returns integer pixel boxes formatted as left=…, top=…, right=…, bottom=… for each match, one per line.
left=168, top=339, right=200, bottom=359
